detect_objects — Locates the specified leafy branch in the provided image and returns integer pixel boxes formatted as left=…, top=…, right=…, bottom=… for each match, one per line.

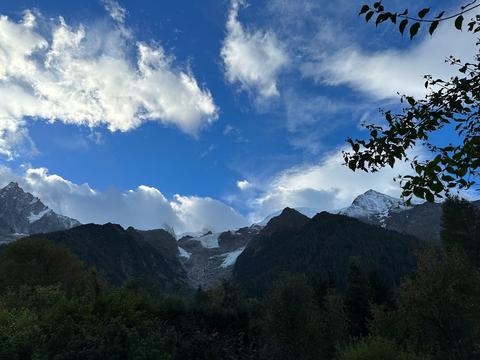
left=359, top=0, right=480, bottom=39
left=344, top=54, right=480, bottom=203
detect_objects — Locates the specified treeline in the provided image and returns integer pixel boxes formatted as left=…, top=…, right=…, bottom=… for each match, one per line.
left=0, top=197, right=479, bottom=359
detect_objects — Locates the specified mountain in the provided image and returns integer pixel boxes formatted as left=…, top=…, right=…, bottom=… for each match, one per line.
left=0, top=182, right=80, bottom=243
left=23, top=223, right=187, bottom=289
left=338, top=189, right=480, bottom=244
left=257, top=206, right=321, bottom=226
left=339, top=189, right=406, bottom=227
left=178, top=225, right=261, bottom=289
left=233, top=209, right=419, bottom=296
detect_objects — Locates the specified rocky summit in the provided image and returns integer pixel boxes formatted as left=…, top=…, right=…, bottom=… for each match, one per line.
left=0, top=182, right=80, bottom=243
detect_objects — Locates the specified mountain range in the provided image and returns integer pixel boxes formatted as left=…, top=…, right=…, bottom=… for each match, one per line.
left=0, top=182, right=474, bottom=292
left=233, top=208, right=419, bottom=295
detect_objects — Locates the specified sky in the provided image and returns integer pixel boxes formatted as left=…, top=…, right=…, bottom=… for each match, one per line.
left=0, top=0, right=476, bottom=233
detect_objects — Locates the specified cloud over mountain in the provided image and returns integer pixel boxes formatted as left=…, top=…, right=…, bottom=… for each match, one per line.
left=0, top=166, right=247, bottom=234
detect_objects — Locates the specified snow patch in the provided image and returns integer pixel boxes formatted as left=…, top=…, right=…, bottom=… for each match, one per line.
left=220, top=247, right=245, bottom=268
left=28, top=208, right=52, bottom=223
left=178, top=246, right=192, bottom=259
left=339, top=189, right=409, bottom=226
left=192, top=232, right=220, bottom=248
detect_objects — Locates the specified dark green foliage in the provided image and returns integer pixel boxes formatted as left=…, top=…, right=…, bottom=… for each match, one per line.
left=441, top=196, right=480, bottom=265
left=370, top=249, right=480, bottom=359
left=0, top=287, right=177, bottom=360
left=0, top=238, right=101, bottom=295
left=2, top=210, right=480, bottom=358
left=262, top=274, right=323, bottom=360
left=319, top=289, right=349, bottom=358
left=234, top=211, right=419, bottom=296
left=339, top=336, right=429, bottom=360
left=345, top=263, right=372, bottom=337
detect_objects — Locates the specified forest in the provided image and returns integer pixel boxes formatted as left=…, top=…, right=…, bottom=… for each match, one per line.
left=0, top=196, right=478, bottom=360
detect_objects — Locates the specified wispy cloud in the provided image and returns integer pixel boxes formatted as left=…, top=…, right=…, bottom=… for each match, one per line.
left=101, top=0, right=127, bottom=24
left=221, top=0, right=289, bottom=99
left=303, top=24, right=477, bottom=99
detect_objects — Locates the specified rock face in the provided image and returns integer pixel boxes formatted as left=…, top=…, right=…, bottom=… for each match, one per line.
left=0, top=182, right=80, bottom=243
left=178, top=225, right=261, bottom=289
left=23, top=223, right=187, bottom=289
left=233, top=209, right=419, bottom=296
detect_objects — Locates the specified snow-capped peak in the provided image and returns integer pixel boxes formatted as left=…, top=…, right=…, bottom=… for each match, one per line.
left=0, top=182, right=80, bottom=243
left=339, top=189, right=406, bottom=226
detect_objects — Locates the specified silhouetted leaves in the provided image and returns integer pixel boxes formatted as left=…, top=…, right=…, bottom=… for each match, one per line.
left=359, top=2, right=480, bottom=37
left=429, top=21, right=439, bottom=35
left=455, top=15, right=464, bottom=30
left=399, top=19, right=408, bottom=34
left=350, top=4, right=480, bottom=202
left=418, top=8, right=430, bottom=19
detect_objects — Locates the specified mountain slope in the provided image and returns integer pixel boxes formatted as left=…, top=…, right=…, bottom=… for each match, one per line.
left=339, top=189, right=480, bottom=244
left=257, top=206, right=321, bottom=226
left=0, top=182, right=80, bottom=242
left=23, top=223, right=187, bottom=288
left=233, top=209, right=419, bottom=295
left=178, top=225, right=261, bottom=289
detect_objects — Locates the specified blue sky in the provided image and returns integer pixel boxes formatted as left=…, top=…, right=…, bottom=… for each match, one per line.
left=0, top=0, right=475, bottom=232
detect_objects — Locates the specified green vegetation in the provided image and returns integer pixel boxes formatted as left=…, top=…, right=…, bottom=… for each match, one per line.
left=0, top=197, right=478, bottom=359
left=233, top=211, right=419, bottom=295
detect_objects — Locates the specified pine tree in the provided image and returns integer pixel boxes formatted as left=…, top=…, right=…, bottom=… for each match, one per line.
left=441, top=196, right=480, bottom=266
left=345, top=262, right=372, bottom=337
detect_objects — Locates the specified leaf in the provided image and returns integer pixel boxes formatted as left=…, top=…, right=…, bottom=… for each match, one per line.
left=455, top=15, right=464, bottom=30
left=410, top=22, right=421, bottom=39
left=413, top=187, right=424, bottom=199
left=399, top=19, right=408, bottom=35
left=373, top=1, right=381, bottom=9
left=418, top=8, right=430, bottom=19
left=359, top=5, right=370, bottom=15
left=348, top=160, right=357, bottom=171
left=429, top=21, right=439, bottom=35
left=425, top=190, right=434, bottom=202
left=435, top=11, right=445, bottom=19
left=366, top=11, right=374, bottom=22
left=376, top=13, right=388, bottom=26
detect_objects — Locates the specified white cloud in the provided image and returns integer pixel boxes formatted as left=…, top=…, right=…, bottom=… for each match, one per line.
left=221, top=0, right=288, bottom=98
left=248, top=147, right=425, bottom=221
left=0, top=10, right=217, bottom=158
left=0, top=166, right=247, bottom=234
left=302, top=23, right=477, bottom=99
left=236, top=179, right=252, bottom=191
left=101, top=0, right=127, bottom=23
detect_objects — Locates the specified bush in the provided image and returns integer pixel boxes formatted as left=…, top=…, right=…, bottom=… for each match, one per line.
left=340, top=336, right=429, bottom=360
